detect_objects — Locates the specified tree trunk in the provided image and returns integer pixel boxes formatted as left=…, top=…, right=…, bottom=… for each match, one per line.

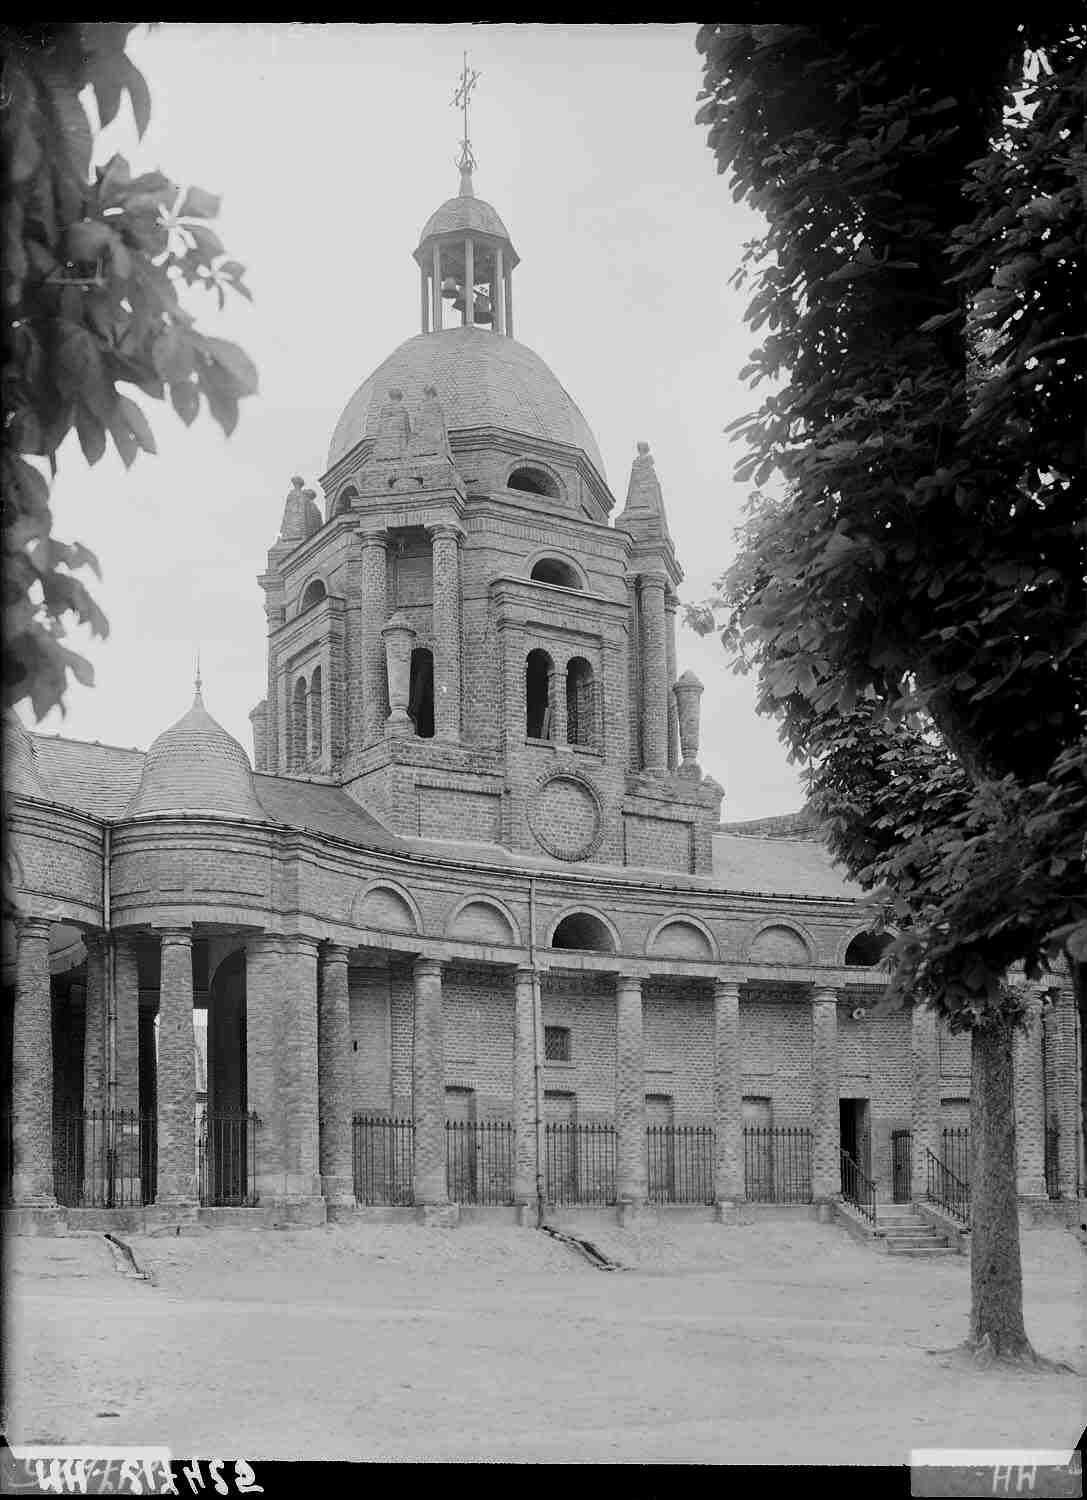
left=968, top=1021, right=1034, bottom=1359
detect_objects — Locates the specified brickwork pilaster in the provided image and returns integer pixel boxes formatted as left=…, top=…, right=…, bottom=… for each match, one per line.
left=429, top=523, right=463, bottom=742
left=282, top=935, right=322, bottom=1199
left=412, top=958, right=447, bottom=1204
left=1014, top=986, right=1047, bottom=1197
left=664, top=593, right=679, bottom=772
left=639, top=572, right=668, bottom=775
left=910, top=1000, right=940, bottom=1201
left=359, top=529, right=389, bottom=744
left=1054, top=985, right=1080, bottom=1197
left=811, top=989, right=840, bottom=1201
left=513, top=966, right=538, bottom=1206
left=615, top=975, right=646, bottom=1203
left=12, top=917, right=56, bottom=1206
left=318, top=944, right=355, bottom=1206
left=713, top=980, right=744, bottom=1202
left=82, top=932, right=107, bottom=1115
left=246, top=934, right=285, bottom=1200
left=155, top=929, right=196, bottom=1204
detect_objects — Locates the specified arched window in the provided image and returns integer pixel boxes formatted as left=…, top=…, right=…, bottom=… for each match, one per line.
left=566, top=657, right=595, bottom=747
left=551, top=912, right=614, bottom=952
left=530, top=557, right=582, bottom=589
left=526, top=649, right=554, bottom=740
left=409, top=648, right=434, bottom=739
left=300, top=578, right=326, bottom=612
left=845, top=931, right=894, bottom=967
left=334, top=486, right=358, bottom=517
left=291, top=676, right=308, bottom=770
left=508, top=466, right=560, bottom=499
left=309, top=666, right=323, bottom=759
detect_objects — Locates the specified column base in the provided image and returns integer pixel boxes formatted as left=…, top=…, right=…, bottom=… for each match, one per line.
left=385, top=711, right=414, bottom=737
left=1, top=1206, right=68, bottom=1236
left=814, top=1199, right=839, bottom=1223
left=1016, top=1176, right=1048, bottom=1199
left=417, top=1201, right=459, bottom=1228
left=321, top=1174, right=356, bottom=1207
left=616, top=1198, right=645, bottom=1227
left=713, top=1200, right=740, bottom=1224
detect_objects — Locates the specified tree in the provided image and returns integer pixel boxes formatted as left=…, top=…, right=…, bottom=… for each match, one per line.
left=2, top=22, right=257, bottom=722
left=694, top=20, right=1085, bottom=1364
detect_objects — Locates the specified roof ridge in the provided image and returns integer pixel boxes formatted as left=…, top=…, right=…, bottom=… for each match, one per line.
left=30, top=731, right=146, bottom=757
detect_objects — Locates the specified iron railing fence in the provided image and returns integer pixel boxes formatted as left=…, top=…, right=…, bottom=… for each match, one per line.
left=840, top=1148, right=877, bottom=1225
left=891, top=1129, right=913, bottom=1203
left=926, top=1146, right=970, bottom=1224
left=941, top=1127, right=970, bottom=1187
left=646, top=1124, right=715, bottom=1205
left=353, top=1114, right=414, bottom=1206
left=1044, top=1125, right=1060, bottom=1200
left=545, top=1120, right=617, bottom=1206
left=53, top=1109, right=153, bottom=1208
left=445, top=1119, right=515, bottom=1205
left=197, top=1109, right=259, bottom=1207
left=743, top=1126, right=813, bottom=1203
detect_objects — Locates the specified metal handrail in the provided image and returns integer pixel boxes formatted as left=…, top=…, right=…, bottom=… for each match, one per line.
left=840, top=1147, right=877, bottom=1225
left=925, top=1146, right=970, bottom=1224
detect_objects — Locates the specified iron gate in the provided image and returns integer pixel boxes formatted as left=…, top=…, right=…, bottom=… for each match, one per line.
left=891, top=1129, right=912, bottom=1203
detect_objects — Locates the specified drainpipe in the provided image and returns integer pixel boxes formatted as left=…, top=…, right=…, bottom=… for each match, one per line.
left=528, top=875, right=544, bottom=1227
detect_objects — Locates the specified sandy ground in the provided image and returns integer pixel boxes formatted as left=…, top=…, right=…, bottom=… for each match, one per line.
left=4, top=1216, right=1084, bottom=1465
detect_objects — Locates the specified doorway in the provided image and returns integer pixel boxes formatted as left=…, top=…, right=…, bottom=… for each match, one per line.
left=839, top=1098, right=871, bottom=1181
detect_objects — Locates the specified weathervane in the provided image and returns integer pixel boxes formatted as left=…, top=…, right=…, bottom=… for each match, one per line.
left=452, top=50, right=481, bottom=176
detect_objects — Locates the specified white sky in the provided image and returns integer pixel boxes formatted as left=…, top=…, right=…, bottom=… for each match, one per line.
left=28, top=21, right=806, bottom=822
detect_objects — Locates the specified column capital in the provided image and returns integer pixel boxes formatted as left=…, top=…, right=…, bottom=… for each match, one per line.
left=663, top=591, right=679, bottom=614
left=714, top=978, right=742, bottom=1002
left=155, top=926, right=192, bottom=949
left=413, top=956, right=443, bottom=981
left=17, top=916, right=52, bottom=941
left=514, top=964, right=536, bottom=985
left=357, top=526, right=389, bottom=550
left=811, top=986, right=838, bottom=1007
left=616, top=973, right=643, bottom=996
left=638, top=570, right=669, bottom=594
left=427, top=520, right=465, bottom=545
left=321, top=942, right=351, bottom=966
left=82, top=928, right=105, bottom=955
left=281, top=933, right=321, bottom=956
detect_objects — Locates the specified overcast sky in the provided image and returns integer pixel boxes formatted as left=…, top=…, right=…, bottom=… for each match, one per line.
left=28, top=21, right=806, bottom=822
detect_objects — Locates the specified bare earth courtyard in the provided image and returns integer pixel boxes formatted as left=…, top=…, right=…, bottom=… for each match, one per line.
left=5, top=1217, right=1084, bottom=1466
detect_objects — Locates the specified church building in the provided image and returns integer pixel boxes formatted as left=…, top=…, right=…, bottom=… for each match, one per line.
left=3, top=146, right=1079, bottom=1237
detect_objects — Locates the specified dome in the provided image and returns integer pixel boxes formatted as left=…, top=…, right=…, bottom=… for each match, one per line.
left=417, top=193, right=512, bottom=249
left=126, top=690, right=266, bottom=820
left=326, top=326, right=606, bottom=480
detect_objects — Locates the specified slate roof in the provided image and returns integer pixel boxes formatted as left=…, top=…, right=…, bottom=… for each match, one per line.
left=29, top=735, right=145, bottom=819
left=711, top=831, right=864, bottom=900
left=325, top=326, right=606, bottom=480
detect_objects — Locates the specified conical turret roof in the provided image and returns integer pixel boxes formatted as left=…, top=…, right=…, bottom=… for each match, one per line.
left=125, top=686, right=266, bottom=820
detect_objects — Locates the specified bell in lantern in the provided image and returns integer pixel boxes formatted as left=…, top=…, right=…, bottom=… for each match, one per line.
left=473, top=293, right=493, bottom=324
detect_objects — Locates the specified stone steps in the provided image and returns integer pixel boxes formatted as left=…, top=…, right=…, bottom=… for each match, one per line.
left=877, top=1205, right=955, bottom=1257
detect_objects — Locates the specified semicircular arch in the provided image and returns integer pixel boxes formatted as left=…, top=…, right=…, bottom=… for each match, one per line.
left=352, top=879, right=422, bottom=937
left=746, top=920, right=815, bottom=965
left=445, top=894, right=521, bottom=947
left=547, top=905, right=620, bottom=953
left=646, top=914, right=718, bottom=962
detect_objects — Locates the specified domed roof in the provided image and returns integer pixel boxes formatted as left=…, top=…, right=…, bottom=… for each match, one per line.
left=326, top=326, right=606, bottom=480
left=126, top=689, right=266, bottom=820
left=417, top=192, right=511, bottom=247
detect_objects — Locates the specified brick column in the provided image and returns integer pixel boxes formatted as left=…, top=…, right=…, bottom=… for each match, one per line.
left=359, top=528, right=389, bottom=744
left=504, top=267, right=513, bottom=339
left=713, top=980, right=744, bottom=1203
left=513, top=966, right=538, bottom=1207
left=282, top=935, right=322, bottom=1200
left=1014, top=986, right=1047, bottom=1197
left=318, top=944, right=355, bottom=1208
left=464, top=237, right=475, bottom=325
left=664, top=593, right=679, bottom=772
left=246, top=933, right=285, bottom=1200
left=639, top=572, right=668, bottom=776
left=615, top=975, right=646, bottom=1203
left=82, top=932, right=107, bottom=1115
left=811, top=989, right=840, bottom=1201
left=420, top=263, right=429, bottom=334
left=910, top=1000, right=940, bottom=1201
left=155, top=929, right=196, bottom=1204
left=1053, top=986, right=1080, bottom=1198
left=431, top=243, right=442, bottom=331
left=548, top=660, right=568, bottom=746
left=412, top=958, right=447, bottom=1205
left=429, top=523, right=463, bottom=742
left=12, top=917, right=56, bottom=1206
left=114, top=934, right=140, bottom=1115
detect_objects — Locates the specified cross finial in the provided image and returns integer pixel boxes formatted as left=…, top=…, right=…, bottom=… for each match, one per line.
left=452, top=50, right=481, bottom=188
left=194, top=649, right=204, bottom=707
